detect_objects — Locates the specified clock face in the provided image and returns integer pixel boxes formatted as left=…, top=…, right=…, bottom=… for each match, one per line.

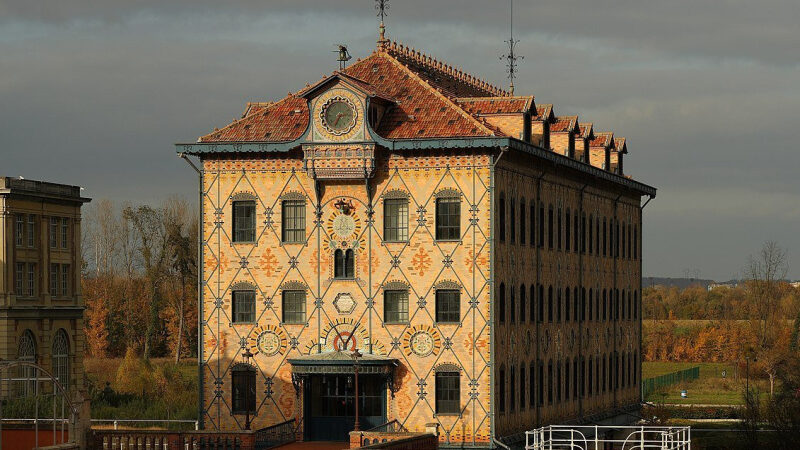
left=323, top=100, right=356, bottom=134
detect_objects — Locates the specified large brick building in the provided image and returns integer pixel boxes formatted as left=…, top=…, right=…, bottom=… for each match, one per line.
left=178, top=33, right=655, bottom=448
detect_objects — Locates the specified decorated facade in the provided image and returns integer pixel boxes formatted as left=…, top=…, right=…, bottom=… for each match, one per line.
left=177, top=32, right=655, bottom=448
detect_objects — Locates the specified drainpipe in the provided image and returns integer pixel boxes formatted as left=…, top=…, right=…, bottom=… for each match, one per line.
left=179, top=152, right=204, bottom=430
left=612, top=194, right=621, bottom=411
left=638, top=194, right=654, bottom=405
left=577, top=183, right=588, bottom=419
left=489, top=146, right=507, bottom=447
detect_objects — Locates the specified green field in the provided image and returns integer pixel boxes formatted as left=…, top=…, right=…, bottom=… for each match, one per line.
left=642, top=361, right=760, bottom=405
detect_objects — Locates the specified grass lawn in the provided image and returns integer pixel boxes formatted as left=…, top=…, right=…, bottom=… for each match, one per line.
left=642, top=361, right=763, bottom=405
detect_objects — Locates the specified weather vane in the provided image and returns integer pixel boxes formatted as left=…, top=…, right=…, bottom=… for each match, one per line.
left=500, top=0, right=523, bottom=95
left=334, top=44, right=352, bottom=69
left=375, top=0, right=389, bottom=48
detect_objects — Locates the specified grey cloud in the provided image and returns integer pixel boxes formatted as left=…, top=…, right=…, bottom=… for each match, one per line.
left=1, top=2, right=798, bottom=279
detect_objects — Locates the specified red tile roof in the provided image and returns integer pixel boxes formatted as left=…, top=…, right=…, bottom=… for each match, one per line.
left=590, top=132, right=615, bottom=149
left=196, top=40, right=629, bottom=157
left=551, top=115, right=578, bottom=133
left=578, top=122, right=594, bottom=140
left=614, top=137, right=628, bottom=154
left=455, top=96, right=534, bottom=115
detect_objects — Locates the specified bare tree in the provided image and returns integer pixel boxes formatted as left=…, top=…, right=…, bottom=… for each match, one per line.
left=745, top=240, right=789, bottom=396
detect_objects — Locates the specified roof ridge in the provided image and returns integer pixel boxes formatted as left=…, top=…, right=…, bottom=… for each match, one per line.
left=384, top=40, right=509, bottom=97
left=377, top=51, right=496, bottom=137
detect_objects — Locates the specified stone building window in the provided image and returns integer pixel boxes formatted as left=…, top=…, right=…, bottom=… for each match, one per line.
left=565, top=209, right=571, bottom=252
left=529, top=362, right=536, bottom=407
left=435, top=289, right=460, bottom=323
left=15, top=263, right=24, bottom=295
left=519, top=365, right=525, bottom=410
left=384, top=290, right=408, bottom=323
left=27, top=263, right=36, bottom=297
left=50, top=218, right=59, bottom=248
left=548, top=205, right=554, bottom=249
left=15, top=215, right=24, bottom=247
left=530, top=203, right=536, bottom=246
left=557, top=207, right=562, bottom=250
left=538, top=361, right=544, bottom=406
left=547, top=286, right=553, bottom=323
left=27, top=214, right=36, bottom=248
left=509, top=366, right=516, bottom=411
left=519, top=284, right=525, bottom=324
left=334, top=249, right=354, bottom=279
left=232, top=201, right=256, bottom=243
left=529, top=285, right=536, bottom=323
left=281, top=200, right=306, bottom=243
left=231, top=364, right=256, bottom=414
left=17, top=330, right=36, bottom=396
left=547, top=360, right=553, bottom=404
left=383, top=198, right=408, bottom=242
left=538, top=203, right=545, bottom=248
left=61, top=218, right=69, bottom=249
left=52, top=329, right=69, bottom=390
left=61, top=265, right=69, bottom=296
left=510, top=285, right=516, bottom=324
left=232, top=290, right=256, bottom=323
left=435, top=371, right=460, bottom=415
left=282, top=290, right=306, bottom=324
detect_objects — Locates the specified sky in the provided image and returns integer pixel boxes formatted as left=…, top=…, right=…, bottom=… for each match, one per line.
left=1, top=0, right=799, bottom=281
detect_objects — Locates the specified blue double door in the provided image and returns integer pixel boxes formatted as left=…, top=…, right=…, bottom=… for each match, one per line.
left=304, top=374, right=386, bottom=441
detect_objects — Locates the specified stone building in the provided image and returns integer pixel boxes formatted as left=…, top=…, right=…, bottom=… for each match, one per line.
left=0, top=177, right=90, bottom=409
left=177, top=33, right=655, bottom=448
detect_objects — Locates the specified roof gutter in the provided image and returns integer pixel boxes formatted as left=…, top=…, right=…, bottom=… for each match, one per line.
left=174, top=136, right=657, bottom=197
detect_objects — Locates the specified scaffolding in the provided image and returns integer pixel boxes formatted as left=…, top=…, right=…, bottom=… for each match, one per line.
left=526, top=425, right=691, bottom=450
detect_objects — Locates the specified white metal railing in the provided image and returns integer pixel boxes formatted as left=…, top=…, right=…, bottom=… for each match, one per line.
left=525, top=425, right=691, bottom=450
left=90, top=419, right=199, bottom=430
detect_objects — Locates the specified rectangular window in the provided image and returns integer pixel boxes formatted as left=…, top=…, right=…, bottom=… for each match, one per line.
left=15, top=263, right=24, bottom=295
left=232, top=291, right=256, bottom=323
left=384, top=198, right=408, bottom=242
left=436, top=198, right=460, bottom=241
left=538, top=205, right=545, bottom=248
left=282, top=290, right=306, bottom=324
left=565, top=213, right=571, bottom=252
left=435, top=372, right=460, bottom=415
left=384, top=290, right=409, bottom=323
left=27, top=263, right=36, bottom=296
left=16, top=215, right=24, bottom=247
left=232, top=368, right=256, bottom=414
left=61, top=264, right=69, bottom=296
left=557, top=208, right=562, bottom=250
left=281, top=200, right=306, bottom=243
left=61, top=218, right=69, bottom=249
left=232, top=201, right=256, bottom=243
left=27, top=215, right=36, bottom=248
left=435, top=289, right=460, bottom=323
left=530, top=205, right=535, bottom=246
left=50, top=218, right=58, bottom=248
left=548, top=207, right=554, bottom=249
left=520, top=202, right=526, bottom=245
left=50, top=263, right=59, bottom=295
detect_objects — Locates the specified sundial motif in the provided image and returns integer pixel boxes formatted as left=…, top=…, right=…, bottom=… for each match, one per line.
left=332, top=214, right=356, bottom=239
left=324, top=204, right=364, bottom=250
left=315, top=318, right=369, bottom=353
left=402, top=325, right=442, bottom=357
left=249, top=324, right=288, bottom=357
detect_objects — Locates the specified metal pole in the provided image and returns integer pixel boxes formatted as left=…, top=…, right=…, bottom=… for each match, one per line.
left=353, top=350, right=361, bottom=432
left=53, top=378, right=56, bottom=444
left=35, top=368, right=39, bottom=450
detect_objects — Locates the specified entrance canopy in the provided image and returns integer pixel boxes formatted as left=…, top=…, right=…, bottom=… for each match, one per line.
left=288, top=351, right=398, bottom=376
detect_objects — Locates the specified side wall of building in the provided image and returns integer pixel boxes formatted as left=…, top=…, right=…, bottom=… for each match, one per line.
left=200, top=150, right=495, bottom=446
left=492, top=151, right=642, bottom=438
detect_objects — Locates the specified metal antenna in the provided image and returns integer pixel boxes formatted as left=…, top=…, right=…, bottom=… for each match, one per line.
left=500, top=0, right=523, bottom=95
left=375, top=0, right=390, bottom=49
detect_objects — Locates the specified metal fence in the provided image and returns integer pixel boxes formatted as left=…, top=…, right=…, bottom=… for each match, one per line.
left=642, top=366, right=700, bottom=399
left=526, top=425, right=691, bottom=450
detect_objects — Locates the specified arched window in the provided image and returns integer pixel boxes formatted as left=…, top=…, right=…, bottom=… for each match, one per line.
left=547, top=360, right=554, bottom=404
left=510, top=198, right=516, bottom=244
left=52, top=329, right=69, bottom=390
left=581, top=288, right=587, bottom=322
left=548, top=205, right=554, bottom=249
left=519, top=284, right=526, bottom=324
left=334, top=249, right=354, bottom=279
left=498, top=194, right=506, bottom=242
left=602, top=289, right=607, bottom=321
left=587, top=356, right=593, bottom=396
left=232, top=364, right=256, bottom=414
left=530, top=203, right=536, bottom=246
left=565, top=208, right=571, bottom=252
left=565, top=288, right=570, bottom=323
left=588, top=289, right=594, bottom=321
left=520, top=199, right=526, bottom=245
left=634, top=290, right=639, bottom=319
left=573, top=358, right=579, bottom=399
left=574, top=211, right=580, bottom=252
left=498, top=283, right=506, bottom=324
left=498, top=365, right=506, bottom=413
left=538, top=285, right=545, bottom=323
left=557, top=288, right=562, bottom=322
left=547, top=286, right=553, bottom=323
left=529, top=285, right=536, bottom=323
left=557, top=207, right=562, bottom=250
left=538, top=203, right=545, bottom=248
left=519, top=365, right=526, bottom=410
left=588, top=214, right=594, bottom=254
left=510, top=366, right=516, bottom=411
left=510, top=285, right=516, bottom=324
left=529, top=361, right=536, bottom=408
left=574, top=287, right=580, bottom=322
left=565, top=360, right=570, bottom=401
left=18, top=330, right=37, bottom=396
left=601, top=355, right=607, bottom=393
